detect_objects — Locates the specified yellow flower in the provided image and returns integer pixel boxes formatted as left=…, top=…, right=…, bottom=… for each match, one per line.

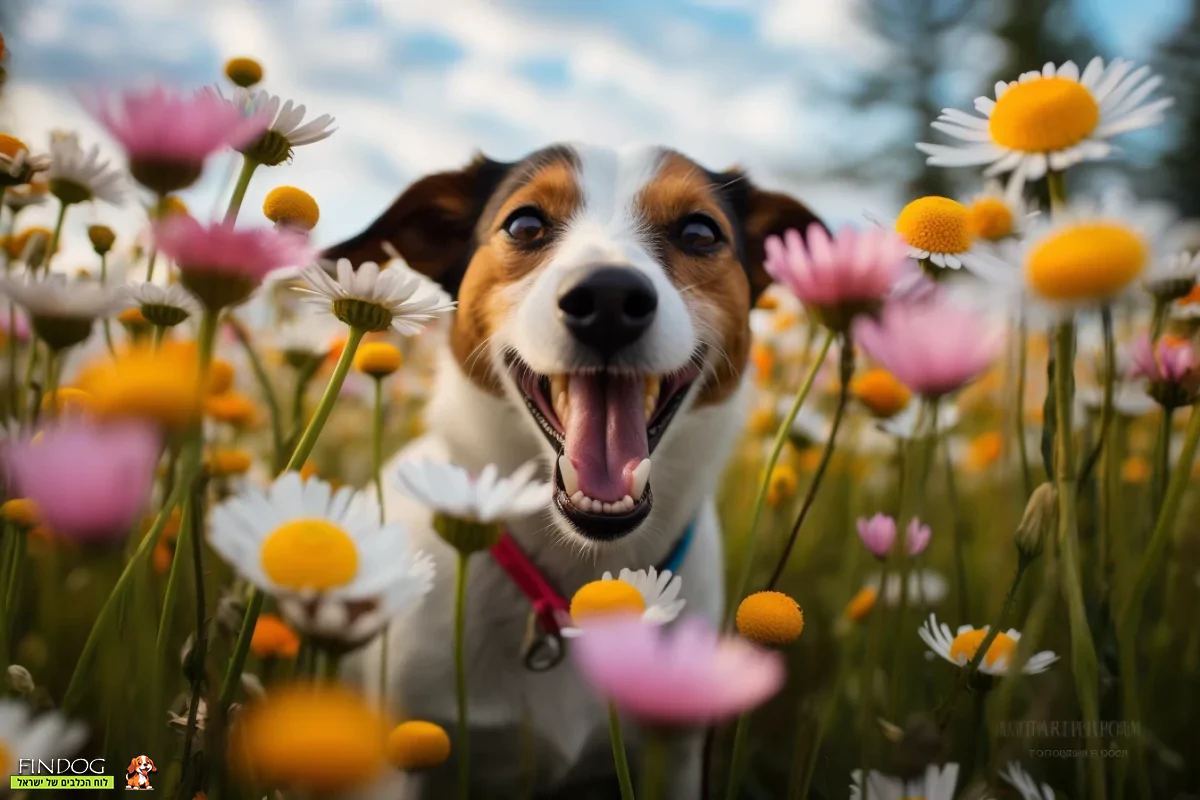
left=152, top=540, right=174, bottom=574
left=1121, top=456, right=1150, bottom=484
left=205, top=391, right=257, bottom=428
left=750, top=343, right=774, bottom=385
left=798, top=447, right=823, bottom=473
left=1026, top=222, right=1146, bottom=303
left=5, top=227, right=52, bottom=261
left=87, top=224, right=116, bottom=255
left=118, top=307, right=150, bottom=327
left=896, top=196, right=971, bottom=256
left=263, top=186, right=320, bottom=232
left=989, top=78, right=1098, bottom=154
left=747, top=406, right=776, bottom=436
left=755, top=293, right=780, bottom=311
left=250, top=613, right=301, bottom=660
left=225, top=56, right=265, bottom=88
left=771, top=311, right=799, bottom=333
left=208, top=448, right=253, bottom=477
left=1, top=498, right=41, bottom=529
left=766, top=463, right=798, bottom=508
left=0, top=133, right=27, bottom=161
left=229, top=683, right=387, bottom=793
left=843, top=586, right=877, bottom=623
left=155, top=196, right=189, bottom=219
left=966, top=196, right=1015, bottom=241
left=965, top=431, right=1004, bottom=473
left=386, top=721, right=451, bottom=770
left=76, top=343, right=203, bottom=430
left=354, top=341, right=403, bottom=377
left=736, top=591, right=804, bottom=646
left=40, top=387, right=92, bottom=416
left=207, top=358, right=235, bottom=395
left=851, top=368, right=911, bottom=419
left=569, top=579, right=645, bottom=623
left=949, top=628, right=1017, bottom=669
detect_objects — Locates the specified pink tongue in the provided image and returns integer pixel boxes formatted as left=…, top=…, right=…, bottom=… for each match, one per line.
left=565, top=374, right=648, bottom=503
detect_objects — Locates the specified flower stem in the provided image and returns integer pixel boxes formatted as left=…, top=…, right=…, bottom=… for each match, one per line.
left=288, top=356, right=322, bottom=453
left=725, top=329, right=834, bottom=627
left=223, top=156, right=259, bottom=226
left=0, top=524, right=26, bottom=668
left=99, top=253, right=116, bottom=357
left=1149, top=298, right=1167, bottom=344
left=640, top=731, right=669, bottom=800
left=228, top=315, right=285, bottom=471
left=764, top=336, right=852, bottom=591
left=1014, top=315, right=1033, bottom=497
left=1046, top=170, right=1067, bottom=215
left=1078, top=307, right=1115, bottom=489
left=373, top=377, right=386, bottom=520
left=6, top=300, right=18, bottom=418
left=454, top=548, right=471, bottom=800
left=42, top=348, right=58, bottom=418
left=45, top=200, right=68, bottom=275
left=607, top=703, right=636, bottom=800
left=724, top=712, right=752, bottom=800
left=180, top=479, right=208, bottom=770
left=144, top=248, right=159, bottom=284
left=1051, top=322, right=1106, bottom=800
left=1150, top=406, right=1173, bottom=511
left=793, top=640, right=852, bottom=800
left=19, top=339, right=39, bottom=426
left=857, top=559, right=890, bottom=776
left=154, top=489, right=191, bottom=661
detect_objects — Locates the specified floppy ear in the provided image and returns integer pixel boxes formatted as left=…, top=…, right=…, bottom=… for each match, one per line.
left=147, top=759, right=156, bottom=772
left=713, top=171, right=824, bottom=304
left=321, top=154, right=512, bottom=298
left=126, top=759, right=138, bottom=775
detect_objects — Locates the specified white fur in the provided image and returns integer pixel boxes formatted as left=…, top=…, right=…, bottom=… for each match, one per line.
left=345, top=144, right=752, bottom=798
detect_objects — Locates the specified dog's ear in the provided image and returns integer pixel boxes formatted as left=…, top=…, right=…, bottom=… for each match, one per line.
left=321, top=154, right=513, bottom=298
left=126, top=759, right=138, bottom=775
left=712, top=169, right=824, bottom=304
left=147, top=758, right=156, bottom=772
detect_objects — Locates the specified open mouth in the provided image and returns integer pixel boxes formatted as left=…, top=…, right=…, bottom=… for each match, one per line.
left=505, top=350, right=704, bottom=540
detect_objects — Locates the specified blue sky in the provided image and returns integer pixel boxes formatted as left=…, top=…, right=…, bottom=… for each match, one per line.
left=1, top=0, right=1185, bottom=268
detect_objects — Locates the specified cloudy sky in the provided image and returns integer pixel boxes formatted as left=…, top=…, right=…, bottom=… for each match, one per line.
left=1, top=0, right=1184, bottom=269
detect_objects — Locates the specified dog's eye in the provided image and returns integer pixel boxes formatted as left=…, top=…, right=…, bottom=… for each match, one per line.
left=675, top=214, right=723, bottom=254
left=504, top=209, right=547, bottom=244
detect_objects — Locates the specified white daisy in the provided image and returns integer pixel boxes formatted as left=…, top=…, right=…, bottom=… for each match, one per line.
left=1, top=141, right=50, bottom=185
left=918, top=613, right=1059, bottom=676
left=1001, top=762, right=1056, bottom=800
left=918, top=58, right=1172, bottom=192
left=0, top=273, right=128, bottom=321
left=562, top=567, right=686, bottom=637
left=0, top=700, right=88, bottom=771
left=47, top=132, right=124, bottom=205
left=1145, top=250, right=1200, bottom=302
left=1076, top=383, right=1156, bottom=419
left=877, top=399, right=960, bottom=441
left=866, top=569, right=949, bottom=606
left=873, top=197, right=1008, bottom=276
left=205, top=86, right=337, bottom=166
left=273, top=312, right=343, bottom=363
left=4, top=181, right=51, bottom=212
left=850, top=763, right=959, bottom=800
left=207, top=473, right=435, bottom=646
left=125, top=281, right=199, bottom=326
left=391, top=459, right=550, bottom=524
left=296, top=259, right=455, bottom=335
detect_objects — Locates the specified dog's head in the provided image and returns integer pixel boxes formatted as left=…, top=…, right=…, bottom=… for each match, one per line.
left=126, top=756, right=155, bottom=776
left=327, top=144, right=820, bottom=543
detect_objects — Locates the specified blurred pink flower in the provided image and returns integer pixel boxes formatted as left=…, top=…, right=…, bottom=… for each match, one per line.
left=906, top=518, right=932, bottom=556
left=764, top=224, right=907, bottom=330
left=857, top=513, right=897, bottom=559
left=1128, top=335, right=1195, bottom=384
left=6, top=419, right=160, bottom=543
left=571, top=616, right=784, bottom=725
left=0, top=309, right=30, bottom=343
left=853, top=300, right=1001, bottom=397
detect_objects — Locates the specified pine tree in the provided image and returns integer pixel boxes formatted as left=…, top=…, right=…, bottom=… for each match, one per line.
left=1153, top=0, right=1200, bottom=217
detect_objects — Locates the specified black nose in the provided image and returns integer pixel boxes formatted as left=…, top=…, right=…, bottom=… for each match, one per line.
left=557, top=267, right=658, bottom=357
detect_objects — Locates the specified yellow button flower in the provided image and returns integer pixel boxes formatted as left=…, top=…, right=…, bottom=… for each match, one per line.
left=851, top=368, right=911, bottom=418
left=1, top=498, right=41, bottom=529
left=207, top=358, right=235, bottom=395
left=569, top=579, right=646, bottom=623
left=354, top=341, right=403, bottom=377
left=896, top=197, right=971, bottom=256
left=1026, top=223, right=1146, bottom=303
left=989, top=77, right=1099, bottom=153
left=250, top=613, right=301, bottom=660
left=229, top=683, right=387, bottom=793
left=208, top=448, right=253, bottom=477
left=40, top=387, right=93, bottom=416
left=386, top=721, right=452, bottom=770
left=76, top=343, right=203, bottom=430
left=966, top=196, right=1015, bottom=241
left=949, top=628, right=1018, bottom=669
left=1121, top=455, right=1150, bottom=484
left=965, top=431, right=1004, bottom=473
left=87, top=224, right=116, bottom=255
left=205, top=391, right=257, bottom=428
left=0, top=133, right=27, bottom=161
left=225, top=56, right=265, bottom=88
left=766, top=463, right=798, bottom=509
left=264, top=186, right=320, bottom=232
left=736, top=591, right=804, bottom=646
left=843, top=586, right=877, bottom=623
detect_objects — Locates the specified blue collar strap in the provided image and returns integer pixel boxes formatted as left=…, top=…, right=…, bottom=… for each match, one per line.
left=656, top=519, right=695, bottom=575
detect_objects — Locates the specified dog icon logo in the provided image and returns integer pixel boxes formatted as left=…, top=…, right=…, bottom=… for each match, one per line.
left=125, top=755, right=156, bottom=790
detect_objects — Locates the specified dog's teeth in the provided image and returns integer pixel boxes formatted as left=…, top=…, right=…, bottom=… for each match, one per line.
left=559, top=455, right=580, bottom=496
left=603, top=502, right=614, bottom=514
left=630, top=458, right=651, bottom=500
left=571, top=490, right=584, bottom=505
left=622, top=494, right=634, bottom=512
left=644, top=376, right=661, bottom=421
left=550, top=375, right=570, bottom=425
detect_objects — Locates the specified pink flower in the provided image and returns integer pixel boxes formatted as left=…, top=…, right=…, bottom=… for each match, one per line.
left=0, top=309, right=30, bottom=343
left=857, top=514, right=897, bottom=559
left=6, top=419, right=160, bottom=543
left=1128, top=335, right=1195, bottom=384
left=571, top=616, right=784, bottom=725
left=85, top=86, right=268, bottom=193
left=764, top=224, right=908, bottom=329
left=853, top=300, right=1001, bottom=397
left=906, top=518, right=932, bottom=556
left=154, top=215, right=313, bottom=309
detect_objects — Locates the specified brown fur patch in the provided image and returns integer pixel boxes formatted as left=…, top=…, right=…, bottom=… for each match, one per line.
left=451, top=157, right=583, bottom=393
left=635, top=153, right=751, bottom=407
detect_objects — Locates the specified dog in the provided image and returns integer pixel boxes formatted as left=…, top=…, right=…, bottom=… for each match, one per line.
left=124, top=755, right=155, bottom=790
left=333, top=144, right=820, bottom=798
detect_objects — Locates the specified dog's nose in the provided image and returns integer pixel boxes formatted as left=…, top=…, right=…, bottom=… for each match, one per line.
left=557, top=267, right=658, bottom=357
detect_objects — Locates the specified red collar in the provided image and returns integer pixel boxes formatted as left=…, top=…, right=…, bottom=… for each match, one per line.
left=490, top=533, right=572, bottom=640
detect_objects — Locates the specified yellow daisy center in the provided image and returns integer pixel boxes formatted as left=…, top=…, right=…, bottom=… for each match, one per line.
left=736, top=591, right=805, bottom=645
left=989, top=77, right=1100, bottom=152
left=76, top=343, right=203, bottom=430
left=87, top=224, right=116, bottom=254
left=967, top=197, right=1015, bottom=241
left=851, top=368, right=912, bottom=419
left=386, top=721, right=452, bottom=770
left=208, top=448, right=254, bottom=476
left=0, top=134, right=28, bottom=161
left=118, top=307, right=149, bottom=327
left=569, top=579, right=646, bottom=623
left=205, top=391, right=257, bottom=428
left=354, top=342, right=403, bottom=377
left=264, top=186, right=320, bottom=231
left=766, top=463, right=799, bottom=509
left=229, top=684, right=386, bottom=792
left=966, top=431, right=1004, bottom=473
left=260, top=519, right=359, bottom=591
left=1026, top=223, right=1146, bottom=302
left=949, top=628, right=1018, bottom=668
left=41, top=387, right=92, bottom=416
left=1, top=498, right=40, bottom=528
left=1121, top=456, right=1150, bottom=484
left=895, top=197, right=972, bottom=255
left=225, top=56, right=265, bottom=89
left=250, top=613, right=301, bottom=659
left=844, top=586, right=878, bottom=623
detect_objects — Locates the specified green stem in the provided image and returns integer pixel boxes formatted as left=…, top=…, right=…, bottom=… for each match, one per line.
left=373, top=377, right=386, bottom=521
left=179, top=481, right=208, bottom=773
left=154, top=491, right=193, bottom=668
left=1051, top=322, right=1106, bottom=800
left=793, top=645, right=852, bottom=800
left=228, top=316, right=285, bottom=471
left=1046, top=171, right=1068, bottom=214
left=1014, top=316, right=1033, bottom=498
left=608, top=703, right=636, bottom=800
left=857, top=560, right=890, bottom=777
left=1, top=525, right=26, bottom=665
left=454, top=548, right=471, bottom=800
left=942, top=431, right=969, bottom=624
left=725, top=329, right=835, bottom=627
left=1078, top=307, right=1115, bottom=489
left=217, top=590, right=264, bottom=710
left=153, top=325, right=166, bottom=348
left=724, top=713, right=752, bottom=800
left=223, top=157, right=260, bottom=226
left=145, top=249, right=159, bottom=284
left=288, top=357, right=322, bottom=453
left=640, top=731, right=669, bottom=800
left=45, top=200, right=68, bottom=274
left=42, top=348, right=58, bottom=418
left=6, top=300, right=18, bottom=418
left=100, top=254, right=116, bottom=357
left=1149, top=298, right=1167, bottom=344
left=1151, top=407, right=1173, bottom=511
left=19, top=338, right=38, bottom=426
left=764, top=336, right=852, bottom=591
